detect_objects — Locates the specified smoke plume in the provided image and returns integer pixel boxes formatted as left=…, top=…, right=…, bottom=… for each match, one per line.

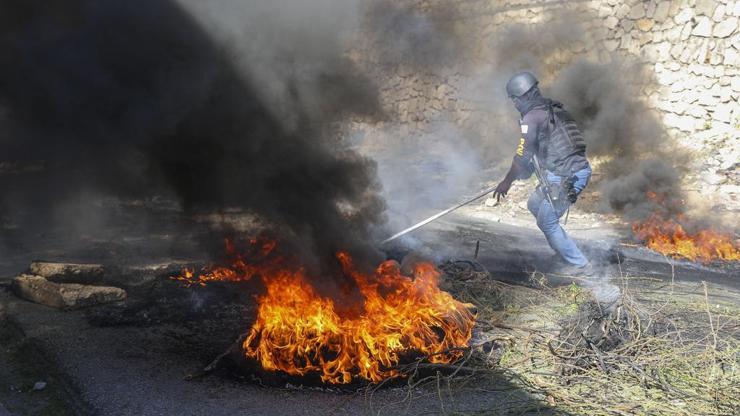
left=0, top=0, right=386, bottom=272
left=362, top=1, right=463, bottom=71
left=551, top=59, right=686, bottom=220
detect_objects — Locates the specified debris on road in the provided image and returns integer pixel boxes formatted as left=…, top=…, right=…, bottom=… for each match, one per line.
left=12, top=274, right=126, bottom=310
left=29, top=261, right=104, bottom=284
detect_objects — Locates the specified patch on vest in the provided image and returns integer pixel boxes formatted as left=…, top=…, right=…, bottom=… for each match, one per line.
left=520, top=124, right=529, bottom=134
left=516, top=137, right=525, bottom=156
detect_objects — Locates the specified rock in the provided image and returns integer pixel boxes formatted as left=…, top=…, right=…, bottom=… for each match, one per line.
left=629, top=3, right=646, bottom=19
left=726, top=47, right=739, bottom=65
left=700, top=171, right=726, bottom=185
left=670, top=43, right=684, bottom=58
left=32, top=381, right=47, bottom=391
left=710, top=83, right=722, bottom=98
left=719, top=150, right=739, bottom=169
left=669, top=1, right=682, bottom=17
left=732, top=76, right=740, bottom=92
left=29, top=261, right=104, bottom=283
left=712, top=5, right=726, bottom=22
left=645, top=42, right=669, bottom=60
left=686, top=105, right=707, bottom=118
left=621, top=34, right=640, bottom=54
left=604, top=39, right=620, bottom=51
left=636, top=18, right=655, bottom=31
left=12, top=274, right=126, bottom=310
left=720, top=184, right=740, bottom=195
left=659, top=17, right=676, bottom=31
left=654, top=1, right=670, bottom=21
left=616, top=4, right=631, bottom=19
left=656, top=69, right=680, bottom=85
left=637, top=32, right=652, bottom=47
left=646, top=1, right=656, bottom=18
left=697, top=90, right=716, bottom=106
left=679, top=46, right=693, bottom=63
left=663, top=113, right=704, bottom=131
left=713, top=17, right=738, bottom=37
left=709, top=49, right=725, bottom=64
left=674, top=8, right=695, bottom=24
left=696, top=41, right=710, bottom=62
left=670, top=79, right=687, bottom=92
left=712, top=105, right=733, bottom=123
left=693, top=17, right=714, bottom=37
left=688, top=63, right=710, bottom=76
left=695, top=0, right=718, bottom=17
left=655, top=41, right=672, bottom=57
left=680, top=22, right=694, bottom=40
left=731, top=31, right=740, bottom=48
left=484, top=197, right=497, bottom=207
left=605, top=16, right=619, bottom=29
left=668, top=100, right=688, bottom=114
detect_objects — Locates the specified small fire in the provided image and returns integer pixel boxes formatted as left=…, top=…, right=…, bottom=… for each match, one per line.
left=631, top=193, right=739, bottom=262
left=177, top=238, right=475, bottom=384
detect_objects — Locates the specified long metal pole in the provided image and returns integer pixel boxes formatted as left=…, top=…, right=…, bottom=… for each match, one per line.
left=380, top=187, right=497, bottom=244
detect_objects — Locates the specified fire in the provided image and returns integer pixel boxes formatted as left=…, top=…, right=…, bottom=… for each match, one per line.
left=632, top=214, right=740, bottom=262
left=177, top=238, right=476, bottom=384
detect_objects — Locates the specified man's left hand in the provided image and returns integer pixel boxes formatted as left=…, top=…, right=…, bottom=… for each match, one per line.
left=492, top=179, right=512, bottom=202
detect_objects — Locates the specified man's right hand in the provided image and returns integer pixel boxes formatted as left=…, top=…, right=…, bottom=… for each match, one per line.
left=492, top=179, right=512, bottom=202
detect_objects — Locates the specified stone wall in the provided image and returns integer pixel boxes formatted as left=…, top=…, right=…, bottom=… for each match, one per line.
left=604, top=0, right=738, bottom=134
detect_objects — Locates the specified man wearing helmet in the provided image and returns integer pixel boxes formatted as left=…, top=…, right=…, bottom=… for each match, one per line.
left=493, top=71, right=593, bottom=275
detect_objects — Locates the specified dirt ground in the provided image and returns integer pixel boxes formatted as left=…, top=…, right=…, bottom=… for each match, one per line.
left=1, top=201, right=738, bottom=416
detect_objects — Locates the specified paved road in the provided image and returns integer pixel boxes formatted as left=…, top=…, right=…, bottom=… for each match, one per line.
left=1, top=209, right=736, bottom=416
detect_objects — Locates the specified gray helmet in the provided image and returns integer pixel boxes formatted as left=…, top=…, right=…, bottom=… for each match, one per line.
left=506, top=71, right=538, bottom=98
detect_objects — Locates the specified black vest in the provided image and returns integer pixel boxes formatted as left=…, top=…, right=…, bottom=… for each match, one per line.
left=536, top=103, right=589, bottom=176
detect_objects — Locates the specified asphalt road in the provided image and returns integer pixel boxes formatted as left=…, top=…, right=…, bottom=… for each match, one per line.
left=0, top=208, right=737, bottom=416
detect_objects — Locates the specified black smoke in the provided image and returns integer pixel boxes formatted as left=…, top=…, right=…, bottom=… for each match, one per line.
left=551, top=59, right=686, bottom=220
left=363, top=0, right=463, bottom=71
left=0, top=0, right=385, bottom=272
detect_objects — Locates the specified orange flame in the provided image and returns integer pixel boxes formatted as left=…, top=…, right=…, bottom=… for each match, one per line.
left=632, top=213, right=739, bottom=262
left=177, top=238, right=476, bottom=384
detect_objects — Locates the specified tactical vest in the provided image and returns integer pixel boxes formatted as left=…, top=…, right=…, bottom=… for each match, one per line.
left=537, top=104, right=588, bottom=176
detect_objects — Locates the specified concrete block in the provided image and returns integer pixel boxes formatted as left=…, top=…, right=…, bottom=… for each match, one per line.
left=29, top=261, right=104, bottom=283
left=12, top=274, right=126, bottom=310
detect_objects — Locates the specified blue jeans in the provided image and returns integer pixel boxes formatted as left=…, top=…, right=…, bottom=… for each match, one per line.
left=527, top=166, right=592, bottom=266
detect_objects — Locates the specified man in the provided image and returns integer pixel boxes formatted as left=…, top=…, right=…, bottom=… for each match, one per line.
left=493, top=71, right=593, bottom=275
